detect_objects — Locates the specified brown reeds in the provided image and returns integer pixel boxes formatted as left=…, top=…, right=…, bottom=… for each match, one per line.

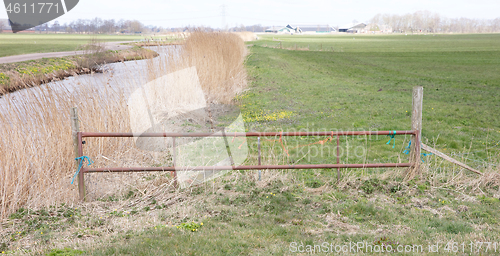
left=0, top=31, right=249, bottom=220
left=0, top=82, right=133, bottom=219
left=181, top=31, right=248, bottom=103
left=233, top=32, right=258, bottom=42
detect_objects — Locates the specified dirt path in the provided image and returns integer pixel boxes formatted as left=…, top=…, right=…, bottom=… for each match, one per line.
left=0, top=41, right=134, bottom=64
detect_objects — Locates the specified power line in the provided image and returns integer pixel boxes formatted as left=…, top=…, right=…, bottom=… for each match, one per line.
left=226, top=15, right=317, bottom=24
left=68, top=8, right=220, bottom=16
left=220, top=4, right=226, bottom=31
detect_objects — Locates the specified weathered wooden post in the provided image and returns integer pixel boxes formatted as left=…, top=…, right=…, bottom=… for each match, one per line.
left=336, top=135, right=340, bottom=183
left=71, top=107, right=85, bottom=201
left=172, top=137, right=178, bottom=188
left=410, top=87, right=423, bottom=176
left=258, top=137, right=262, bottom=181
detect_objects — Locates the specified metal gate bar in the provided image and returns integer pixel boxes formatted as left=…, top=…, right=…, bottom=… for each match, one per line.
left=77, top=130, right=418, bottom=193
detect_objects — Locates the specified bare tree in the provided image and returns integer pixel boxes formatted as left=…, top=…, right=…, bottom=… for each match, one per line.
left=370, top=11, right=500, bottom=34
left=129, top=20, right=144, bottom=33
left=52, top=21, right=60, bottom=33
left=102, top=19, right=116, bottom=33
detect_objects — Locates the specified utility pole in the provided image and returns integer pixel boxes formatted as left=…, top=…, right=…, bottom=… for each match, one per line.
left=220, top=4, right=227, bottom=31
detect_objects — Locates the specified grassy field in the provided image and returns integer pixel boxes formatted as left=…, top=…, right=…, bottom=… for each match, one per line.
left=246, top=33, right=500, bottom=166
left=0, top=34, right=145, bottom=57
left=1, top=33, right=500, bottom=255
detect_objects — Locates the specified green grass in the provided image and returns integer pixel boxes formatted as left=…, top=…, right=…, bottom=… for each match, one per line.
left=3, top=177, right=499, bottom=255
left=257, top=33, right=500, bottom=52
left=242, top=33, right=500, bottom=167
left=85, top=178, right=499, bottom=255
left=0, top=34, right=144, bottom=57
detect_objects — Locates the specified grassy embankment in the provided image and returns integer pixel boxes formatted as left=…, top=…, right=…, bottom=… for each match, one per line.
left=1, top=33, right=500, bottom=255
left=0, top=34, right=143, bottom=57
left=0, top=34, right=159, bottom=95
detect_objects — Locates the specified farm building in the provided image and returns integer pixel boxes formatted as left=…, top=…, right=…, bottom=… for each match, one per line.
left=289, top=24, right=336, bottom=34
left=265, top=25, right=299, bottom=34
left=264, top=26, right=280, bottom=33
left=265, top=24, right=336, bottom=34
left=338, top=22, right=367, bottom=33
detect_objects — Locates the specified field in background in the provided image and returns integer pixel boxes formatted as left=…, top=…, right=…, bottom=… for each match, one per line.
left=248, top=33, right=500, bottom=167
left=0, top=34, right=144, bottom=57
left=1, top=33, right=500, bottom=255
left=256, top=33, right=500, bottom=52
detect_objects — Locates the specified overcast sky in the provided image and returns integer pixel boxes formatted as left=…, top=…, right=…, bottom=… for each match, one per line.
left=1, top=0, right=499, bottom=28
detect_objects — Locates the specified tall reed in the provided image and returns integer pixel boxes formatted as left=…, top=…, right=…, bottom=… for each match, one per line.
left=0, top=83, right=132, bottom=219
left=181, top=31, right=247, bottom=103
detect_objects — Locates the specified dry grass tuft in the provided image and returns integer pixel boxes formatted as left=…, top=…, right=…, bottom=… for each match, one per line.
left=181, top=31, right=248, bottom=104
left=234, top=32, right=258, bottom=42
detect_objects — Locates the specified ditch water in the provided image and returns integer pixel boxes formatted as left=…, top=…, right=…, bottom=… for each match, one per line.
left=0, top=46, right=181, bottom=109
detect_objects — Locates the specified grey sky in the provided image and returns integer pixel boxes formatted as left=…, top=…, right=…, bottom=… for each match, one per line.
left=1, top=0, right=499, bottom=28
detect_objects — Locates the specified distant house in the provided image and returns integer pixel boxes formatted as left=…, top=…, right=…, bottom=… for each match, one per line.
left=265, top=24, right=336, bottom=34
left=338, top=23, right=367, bottom=33
left=289, top=24, right=336, bottom=34
left=265, top=26, right=282, bottom=33
left=265, top=25, right=295, bottom=34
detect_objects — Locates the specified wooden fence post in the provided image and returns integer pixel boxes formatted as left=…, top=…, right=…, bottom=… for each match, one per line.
left=410, top=87, right=423, bottom=176
left=71, top=107, right=85, bottom=201
left=258, top=137, right=262, bottom=181
left=172, top=137, right=178, bottom=188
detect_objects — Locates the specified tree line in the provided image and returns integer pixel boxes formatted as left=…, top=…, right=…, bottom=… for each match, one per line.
left=0, top=18, right=163, bottom=34
left=0, top=17, right=270, bottom=34
left=2, top=11, right=499, bottom=34
left=370, top=10, right=500, bottom=33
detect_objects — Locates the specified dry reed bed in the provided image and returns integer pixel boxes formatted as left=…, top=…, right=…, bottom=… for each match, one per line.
left=0, top=83, right=133, bottom=219
left=234, top=32, right=258, bottom=42
left=0, top=31, right=248, bottom=220
left=181, top=31, right=247, bottom=103
left=134, top=42, right=184, bottom=47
